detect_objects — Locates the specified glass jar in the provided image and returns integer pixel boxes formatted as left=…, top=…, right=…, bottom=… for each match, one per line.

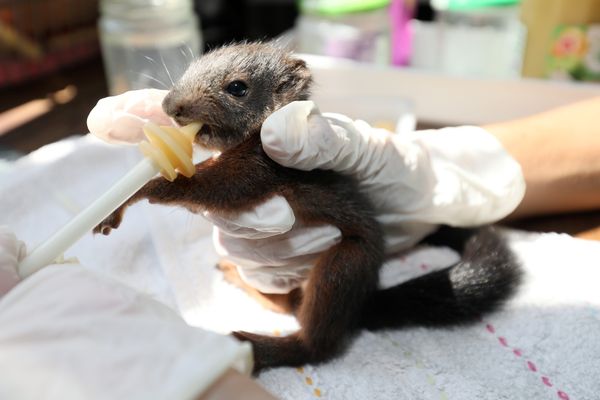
left=99, top=0, right=202, bottom=94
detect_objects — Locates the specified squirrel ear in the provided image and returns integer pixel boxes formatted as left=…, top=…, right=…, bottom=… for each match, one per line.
left=276, top=58, right=312, bottom=99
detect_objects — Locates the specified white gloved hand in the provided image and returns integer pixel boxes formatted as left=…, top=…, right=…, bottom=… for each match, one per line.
left=209, top=101, right=525, bottom=293
left=87, top=88, right=171, bottom=144
left=0, top=264, right=252, bottom=400
left=0, top=226, right=26, bottom=296
left=86, top=91, right=524, bottom=294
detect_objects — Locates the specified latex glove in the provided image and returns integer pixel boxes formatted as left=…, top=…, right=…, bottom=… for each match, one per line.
left=87, top=88, right=171, bottom=144
left=0, top=264, right=252, bottom=400
left=0, top=226, right=26, bottom=296
left=209, top=101, right=525, bottom=293
left=86, top=91, right=524, bottom=294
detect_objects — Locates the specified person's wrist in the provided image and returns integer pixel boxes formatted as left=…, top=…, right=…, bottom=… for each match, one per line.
left=196, top=369, right=277, bottom=400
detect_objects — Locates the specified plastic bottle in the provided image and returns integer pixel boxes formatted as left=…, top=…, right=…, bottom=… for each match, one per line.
left=99, top=0, right=202, bottom=94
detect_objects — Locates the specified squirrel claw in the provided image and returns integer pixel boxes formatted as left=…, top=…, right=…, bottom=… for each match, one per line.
left=93, top=211, right=123, bottom=235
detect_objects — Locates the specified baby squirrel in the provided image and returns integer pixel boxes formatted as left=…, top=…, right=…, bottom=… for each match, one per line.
left=95, top=42, right=521, bottom=374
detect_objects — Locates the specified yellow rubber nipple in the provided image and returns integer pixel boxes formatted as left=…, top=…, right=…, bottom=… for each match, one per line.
left=139, top=121, right=202, bottom=181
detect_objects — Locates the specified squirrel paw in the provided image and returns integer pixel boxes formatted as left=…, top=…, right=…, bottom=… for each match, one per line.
left=93, top=210, right=123, bottom=235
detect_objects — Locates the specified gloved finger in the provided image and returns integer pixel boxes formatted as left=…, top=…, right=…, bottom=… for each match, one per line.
left=260, top=101, right=323, bottom=170
left=203, top=195, right=295, bottom=239
left=87, top=89, right=173, bottom=144
left=260, top=100, right=391, bottom=179
left=261, top=100, right=354, bottom=171
left=0, top=226, right=26, bottom=296
left=213, top=223, right=341, bottom=267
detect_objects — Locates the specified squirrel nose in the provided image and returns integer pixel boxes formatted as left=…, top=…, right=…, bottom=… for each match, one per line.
left=162, top=92, right=190, bottom=119
left=162, top=93, right=181, bottom=117
left=162, top=92, right=201, bottom=126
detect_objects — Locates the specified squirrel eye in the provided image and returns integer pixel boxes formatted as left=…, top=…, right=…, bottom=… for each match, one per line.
left=225, top=80, right=248, bottom=97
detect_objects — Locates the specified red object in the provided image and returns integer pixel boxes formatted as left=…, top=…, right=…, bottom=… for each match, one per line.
left=0, top=42, right=99, bottom=88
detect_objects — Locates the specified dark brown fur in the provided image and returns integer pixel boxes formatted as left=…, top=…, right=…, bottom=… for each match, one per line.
left=96, top=42, right=520, bottom=374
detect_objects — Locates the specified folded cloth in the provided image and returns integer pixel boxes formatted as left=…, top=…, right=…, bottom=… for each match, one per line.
left=1, top=136, right=599, bottom=399
left=0, top=264, right=252, bottom=400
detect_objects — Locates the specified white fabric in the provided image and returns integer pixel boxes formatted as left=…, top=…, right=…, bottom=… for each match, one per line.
left=258, top=232, right=600, bottom=400
left=0, top=140, right=252, bottom=400
left=214, top=101, right=525, bottom=293
left=1, top=138, right=598, bottom=399
left=0, top=264, right=252, bottom=400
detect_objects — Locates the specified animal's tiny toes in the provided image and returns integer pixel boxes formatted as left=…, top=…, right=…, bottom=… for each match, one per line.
left=93, top=213, right=122, bottom=235
left=93, top=223, right=111, bottom=236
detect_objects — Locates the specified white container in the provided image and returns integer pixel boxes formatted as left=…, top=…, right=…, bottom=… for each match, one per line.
left=436, top=5, right=525, bottom=78
left=99, top=0, right=202, bottom=94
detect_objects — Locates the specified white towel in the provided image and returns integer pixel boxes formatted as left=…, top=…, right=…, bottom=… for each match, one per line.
left=1, top=136, right=599, bottom=399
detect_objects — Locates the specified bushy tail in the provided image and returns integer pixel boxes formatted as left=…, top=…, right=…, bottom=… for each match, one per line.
left=361, top=226, right=521, bottom=330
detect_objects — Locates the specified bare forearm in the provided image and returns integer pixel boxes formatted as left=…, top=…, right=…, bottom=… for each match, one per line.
left=484, top=97, right=600, bottom=219
left=196, top=369, right=276, bottom=400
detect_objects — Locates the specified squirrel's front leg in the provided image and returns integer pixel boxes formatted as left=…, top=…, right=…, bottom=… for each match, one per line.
left=93, top=175, right=188, bottom=235
left=95, top=150, right=280, bottom=235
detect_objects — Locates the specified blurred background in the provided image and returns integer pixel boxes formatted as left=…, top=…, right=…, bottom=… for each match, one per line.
left=1, top=0, right=600, bottom=158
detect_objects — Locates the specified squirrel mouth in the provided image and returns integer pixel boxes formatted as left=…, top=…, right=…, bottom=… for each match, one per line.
left=174, top=118, right=208, bottom=139
left=198, top=123, right=211, bottom=138
left=195, top=124, right=217, bottom=148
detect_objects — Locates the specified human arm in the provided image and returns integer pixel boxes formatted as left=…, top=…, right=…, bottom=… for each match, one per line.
left=198, top=369, right=276, bottom=400
left=484, top=97, right=600, bottom=219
